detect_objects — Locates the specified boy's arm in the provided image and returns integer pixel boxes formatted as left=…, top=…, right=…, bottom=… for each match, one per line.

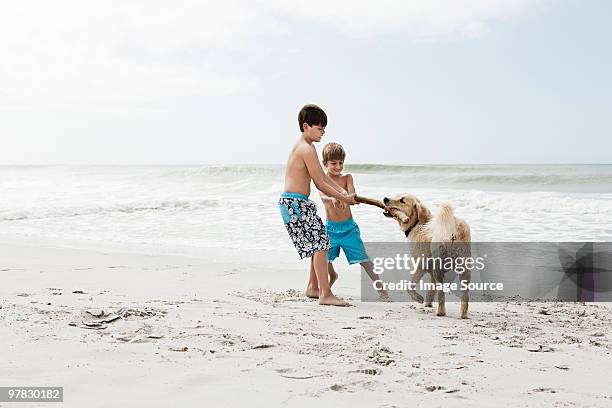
left=319, top=184, right=347, bottom=209
left=346, top=174, right=356, bottom=195
left=321, top=172, right=347, bottom=195
left=318, top=189, right=334, bottom=204
left=319, top=175, right=338, bottom=202
left=302, top=146, right=357, bottom=204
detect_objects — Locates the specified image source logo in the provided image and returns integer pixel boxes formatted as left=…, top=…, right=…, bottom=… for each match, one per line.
left=361, top=242, right=612, bottom=302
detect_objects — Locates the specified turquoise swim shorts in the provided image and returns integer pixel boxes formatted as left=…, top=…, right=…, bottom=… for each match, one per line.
left=326, top=218, right=370, bottom=264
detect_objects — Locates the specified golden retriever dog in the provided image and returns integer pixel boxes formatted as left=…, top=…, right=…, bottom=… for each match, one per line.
left=382, top=193, right=471, bottom=319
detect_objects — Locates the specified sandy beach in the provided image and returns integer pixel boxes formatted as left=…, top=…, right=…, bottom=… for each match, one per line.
left=1, top=240, right=611, bottom=407
left=3, top=0, right=612, bottom=404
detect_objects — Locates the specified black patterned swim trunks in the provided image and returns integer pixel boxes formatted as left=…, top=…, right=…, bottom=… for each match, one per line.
left=278, top=192, right=330, bottom=259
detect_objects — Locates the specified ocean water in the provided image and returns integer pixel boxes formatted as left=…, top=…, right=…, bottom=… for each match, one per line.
left=1, top=165, right=611, bottom=255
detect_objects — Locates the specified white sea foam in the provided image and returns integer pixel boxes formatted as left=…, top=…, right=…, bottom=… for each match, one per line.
left=1, top=165, right=611, bottom=253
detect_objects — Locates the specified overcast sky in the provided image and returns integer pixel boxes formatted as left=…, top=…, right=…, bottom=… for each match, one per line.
left=1, top=0, right=610, bottom=165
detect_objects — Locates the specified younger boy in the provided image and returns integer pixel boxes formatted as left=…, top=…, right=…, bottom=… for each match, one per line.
left=319, top=143, right=389, bottom=299
left=279, top=104, right=358, bottom=306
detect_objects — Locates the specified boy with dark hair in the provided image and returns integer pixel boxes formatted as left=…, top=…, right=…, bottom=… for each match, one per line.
left=320, top=142, right=388, bottom=299
left=279, top=104, right=357, bottom=306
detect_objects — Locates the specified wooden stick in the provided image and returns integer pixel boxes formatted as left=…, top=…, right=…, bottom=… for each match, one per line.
left=354, top=194, right=386, bottom=209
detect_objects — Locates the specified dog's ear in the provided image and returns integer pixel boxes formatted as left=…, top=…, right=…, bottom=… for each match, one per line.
left=415, top=202, right=431, bottom=222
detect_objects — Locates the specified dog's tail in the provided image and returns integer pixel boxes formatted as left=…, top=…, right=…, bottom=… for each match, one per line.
left=428, top=202, right=457, bottom=242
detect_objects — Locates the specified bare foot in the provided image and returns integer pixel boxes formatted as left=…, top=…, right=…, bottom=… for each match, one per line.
left=319, top=293, right=350, bottom=306
left=329, top=269, right=338, bottom=288
left=305, top=286, right=319, bottom=299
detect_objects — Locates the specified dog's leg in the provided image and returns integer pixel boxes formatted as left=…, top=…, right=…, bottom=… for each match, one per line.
left=436, top=292, right=446, bottom=317
left=407, top=267, right=425, bottom=303
left=424, top=284, right=435, bottom=308
left=433, top=268, right=446, bottom=317
left=459, top=269, right=470, bottom=319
